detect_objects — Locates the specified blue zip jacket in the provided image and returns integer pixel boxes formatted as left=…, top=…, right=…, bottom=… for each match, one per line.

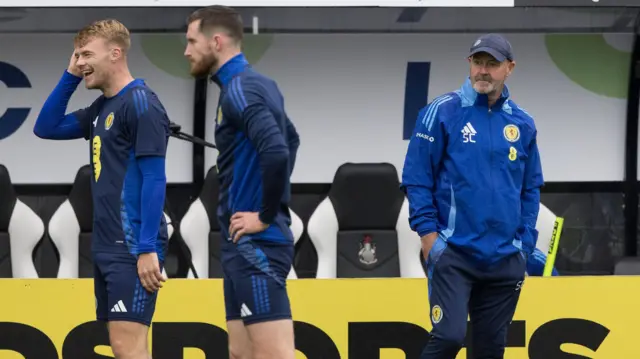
left=212, top=53, right=299, bottom=243
left=401, top=78, right=544, bottom=268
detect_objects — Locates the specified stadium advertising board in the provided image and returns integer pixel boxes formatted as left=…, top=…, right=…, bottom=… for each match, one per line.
left=0, top=33, right=631, bottom=183
left=0, top=277, right=635, bottom=358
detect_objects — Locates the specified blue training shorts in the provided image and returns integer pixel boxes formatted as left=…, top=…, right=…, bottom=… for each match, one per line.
left=222, top=237, right=294, bottom=325
left=93, top=252, right=163, bottom=327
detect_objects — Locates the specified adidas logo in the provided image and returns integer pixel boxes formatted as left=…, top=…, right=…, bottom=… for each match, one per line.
left=111, top=300, right=127, bottom=313
left=461, top=122, right=477, bottom=143
left=240, top=303, right=252, bottom=317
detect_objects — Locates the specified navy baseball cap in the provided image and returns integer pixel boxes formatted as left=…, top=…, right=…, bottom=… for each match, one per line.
left=468, top=34, right=514, bottom=62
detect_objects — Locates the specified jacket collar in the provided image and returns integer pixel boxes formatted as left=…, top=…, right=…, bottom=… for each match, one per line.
left=459, top=77, right=510, bottom=110
left=210, top=53, right=249, bottom=87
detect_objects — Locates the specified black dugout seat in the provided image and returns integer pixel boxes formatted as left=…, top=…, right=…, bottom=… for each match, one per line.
left=306, top=163, right=424, bottom=278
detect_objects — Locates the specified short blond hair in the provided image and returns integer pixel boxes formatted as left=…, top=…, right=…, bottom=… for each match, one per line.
left=74, top=19, right=131, bottom=52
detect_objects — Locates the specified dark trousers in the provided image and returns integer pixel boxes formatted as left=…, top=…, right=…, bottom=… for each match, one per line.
left=421, top=239, right=526, bottom=359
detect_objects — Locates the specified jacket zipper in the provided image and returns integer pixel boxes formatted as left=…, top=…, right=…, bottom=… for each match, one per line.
left=488, top=107, right=494, bottom=226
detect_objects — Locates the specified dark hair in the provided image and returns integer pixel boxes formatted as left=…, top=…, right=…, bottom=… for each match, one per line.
left=187, top=5, right=243, bottom=43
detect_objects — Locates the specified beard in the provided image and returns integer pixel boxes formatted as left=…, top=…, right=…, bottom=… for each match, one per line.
left=473, top=76, right=496, bottom=95
left=190, top=52, right=218, bottom=79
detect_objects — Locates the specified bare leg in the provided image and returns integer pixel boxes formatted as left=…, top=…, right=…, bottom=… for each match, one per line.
left=108, top=321, right=150, bottom=359
left=246, top=319, right=295, bottom=359
left=227, top=319, right=253, bottom=359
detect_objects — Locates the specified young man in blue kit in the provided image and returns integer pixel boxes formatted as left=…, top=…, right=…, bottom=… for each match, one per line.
left=402, top=34, right=545, bottom=358
left=33, top=19, right=170, bottom=359
left=184, top=6, right=300, bottom=359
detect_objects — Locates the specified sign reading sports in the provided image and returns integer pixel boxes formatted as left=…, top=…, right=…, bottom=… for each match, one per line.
left=0, top=277, right=635, bottom=358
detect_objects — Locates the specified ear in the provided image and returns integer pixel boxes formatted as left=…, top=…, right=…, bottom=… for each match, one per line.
left=209, top=34, right=223, bottom=52
left=506, top=60, right=516, bottom=76
left=110, top=48, right=123, bottom=62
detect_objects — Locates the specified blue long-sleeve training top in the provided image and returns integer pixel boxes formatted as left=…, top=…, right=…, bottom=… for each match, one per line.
left=211, top=53, right=300, bottom=243
left=33, top=71, right=170, bottom=259
left=401, top=78, right=544, bottom=268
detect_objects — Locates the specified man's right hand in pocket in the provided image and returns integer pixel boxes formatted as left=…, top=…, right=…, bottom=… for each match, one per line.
left=421, top=232, right=439, bottom=260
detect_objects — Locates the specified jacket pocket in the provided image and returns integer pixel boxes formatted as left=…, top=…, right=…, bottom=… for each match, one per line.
left=426, top=234, right=449, bottom=276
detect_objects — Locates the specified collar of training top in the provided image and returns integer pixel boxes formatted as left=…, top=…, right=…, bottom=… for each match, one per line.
left=211, top=53, right=250, bottom=87
left=108, top=78, right=145, bottom=99
left=459, top=77, right=510, bottom=110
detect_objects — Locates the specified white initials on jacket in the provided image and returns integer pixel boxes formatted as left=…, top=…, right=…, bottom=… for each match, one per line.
left=461, top=122, right=477, bottom=143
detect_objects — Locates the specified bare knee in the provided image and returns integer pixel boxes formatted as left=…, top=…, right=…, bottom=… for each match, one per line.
left=227, top=320, right=252, bottom=359
left=108, top=321, right=149, bottom=359
left=229, top=340, right=252, bottom=359
left=229, top=346, right=252, bottom=359
left=247, top=319, right=295, bottom=359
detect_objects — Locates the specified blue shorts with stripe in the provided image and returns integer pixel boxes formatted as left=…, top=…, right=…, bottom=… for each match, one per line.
left=93, top=252, right=163, bottom=327
left=222, top=237, right=294, bottom=325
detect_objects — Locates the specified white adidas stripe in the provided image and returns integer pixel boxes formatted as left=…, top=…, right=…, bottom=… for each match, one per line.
left=111, top=300, right=127, bottom=313
left=240, top=303, right=253, bottom=317
left=466, top=122, right=477, bottom=134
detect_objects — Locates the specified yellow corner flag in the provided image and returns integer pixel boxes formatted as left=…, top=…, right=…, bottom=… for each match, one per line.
left=543, top=217, right=564, bottom=277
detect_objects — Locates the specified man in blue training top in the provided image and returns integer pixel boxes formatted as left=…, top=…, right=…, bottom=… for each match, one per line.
left=184, top=5, right=300, bottom=359
left=33, top=19, right=170, bottom=359
left=401, top=34, right=544, bottom=358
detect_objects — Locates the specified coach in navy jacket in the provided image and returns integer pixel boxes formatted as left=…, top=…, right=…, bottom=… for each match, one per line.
left=401, top=34, right=544, bottom=358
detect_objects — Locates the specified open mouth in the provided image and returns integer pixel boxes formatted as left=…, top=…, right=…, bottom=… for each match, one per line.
left=82, top=70, right=94, bottom=80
